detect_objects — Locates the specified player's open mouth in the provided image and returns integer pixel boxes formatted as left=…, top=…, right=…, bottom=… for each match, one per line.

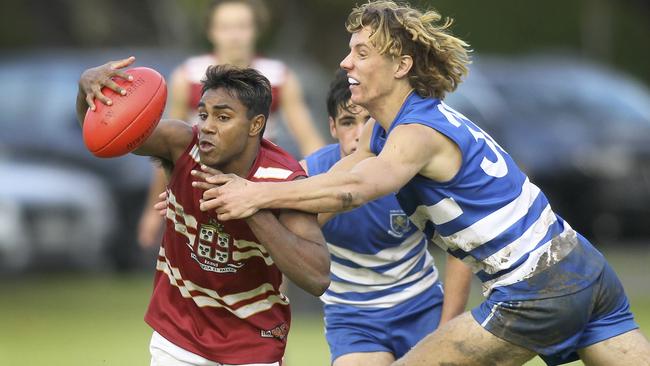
left=348, top=77, right=360, bottom=86
left=199, top=140, right=215, bottom=152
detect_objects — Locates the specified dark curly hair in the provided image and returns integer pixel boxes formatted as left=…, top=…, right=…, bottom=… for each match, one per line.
left=326, top=69, right=353, bottom=120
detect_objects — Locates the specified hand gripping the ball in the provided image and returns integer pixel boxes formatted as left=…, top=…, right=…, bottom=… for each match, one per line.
left=79, top=56, right=136, bottom=111
left=79, top=58, right=167, bottom=157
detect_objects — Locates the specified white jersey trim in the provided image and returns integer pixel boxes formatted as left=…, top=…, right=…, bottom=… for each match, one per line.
left=166, top=190, right=198, bottom=250
left=411, top=197, right=463, bottom=229
left=321, top=269, right=440, bottom=308
left=433, top=177, right=541, bottom=252
left=326, top=230, right=425, bottom=269
left=478, top=204, right=557, bottom=275
left=190, top=144, right=200, bottom=163
left=253, top=166, right=294, bottom=180
left=156, top=247, right=288, bottom=319
left=481, top=221, right=576, bottom=296
left=329, top=244, right=429, bottom=286
left=327, top=252, right=437, bottom=294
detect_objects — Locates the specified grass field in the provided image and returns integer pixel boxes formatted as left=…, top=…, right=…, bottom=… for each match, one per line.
left=0, top=248, right=648, bottom=365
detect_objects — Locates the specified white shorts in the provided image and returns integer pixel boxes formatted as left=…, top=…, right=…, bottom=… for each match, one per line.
left=149, top=331, right=281, bottom=366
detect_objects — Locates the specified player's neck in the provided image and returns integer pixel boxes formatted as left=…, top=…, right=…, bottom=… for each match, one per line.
left=213, top=49, right=254, bottom=68
left=213, top=141, right=260, bottom=178
left=366, top=84, right=414, bottom=131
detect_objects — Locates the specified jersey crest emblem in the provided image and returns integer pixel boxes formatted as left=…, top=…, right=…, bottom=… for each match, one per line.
left=198, top=221, right=230, bottom=263
left=388, top=211, right=411, bottom=238
left=191, top=219, right=244, bottom=272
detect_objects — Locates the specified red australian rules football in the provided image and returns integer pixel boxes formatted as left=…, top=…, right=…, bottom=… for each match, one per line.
left=83, top=67, right=167, bottom=158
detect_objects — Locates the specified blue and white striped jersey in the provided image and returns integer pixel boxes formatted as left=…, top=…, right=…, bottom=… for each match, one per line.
left=370, top=92, right=605, bottom=300
left=305, top=144, right=441, bottom=308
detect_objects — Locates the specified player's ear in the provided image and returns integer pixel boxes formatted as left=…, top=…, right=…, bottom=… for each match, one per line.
left=249, top=114, right=266, bottom=137
left=394, top=55, right=413, bottom=79
left=329, top=117, right=337, bottom=139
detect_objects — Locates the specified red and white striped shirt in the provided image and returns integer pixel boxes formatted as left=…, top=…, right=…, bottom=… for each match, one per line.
left=145, top=127, right=306, bottom=364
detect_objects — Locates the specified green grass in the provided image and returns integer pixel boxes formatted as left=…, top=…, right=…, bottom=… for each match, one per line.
left=0, top=274, right=153, bottom=365
left=0, top=248, right=648, bottom=365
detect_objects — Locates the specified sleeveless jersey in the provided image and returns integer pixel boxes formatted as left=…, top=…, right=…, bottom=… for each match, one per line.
left=182, top=54, right=287, bottom=140
left=305, top=144, right=439, bottom=308
left=370, top=92, right=605, bottom=301
left=145, top=127, right=306, bottom=364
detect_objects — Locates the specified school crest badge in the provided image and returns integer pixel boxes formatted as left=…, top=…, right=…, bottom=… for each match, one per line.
left=388, top=211, right=410, bottom=238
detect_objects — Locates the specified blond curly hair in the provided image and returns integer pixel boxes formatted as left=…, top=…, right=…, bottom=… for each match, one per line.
left=346, top=0, right=471, bottom=99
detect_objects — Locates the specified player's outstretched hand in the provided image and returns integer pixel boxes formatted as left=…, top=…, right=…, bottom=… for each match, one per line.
left=79, top=56, right=136, bottom=111
left=192, top=164, right=260, bottom=220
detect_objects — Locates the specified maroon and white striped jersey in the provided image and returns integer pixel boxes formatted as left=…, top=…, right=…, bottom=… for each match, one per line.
left=145, top=126, right=306, bottom=364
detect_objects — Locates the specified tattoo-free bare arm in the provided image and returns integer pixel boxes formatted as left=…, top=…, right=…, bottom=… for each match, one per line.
left=130, top=119, right=193, bottom=162
left=245, top=209, right=330, bottom=296
left=280, top=70, right=325, bottom=156
left=167, top=65, right=191, bottom=121
left=440, top=254, right=473, bottom=324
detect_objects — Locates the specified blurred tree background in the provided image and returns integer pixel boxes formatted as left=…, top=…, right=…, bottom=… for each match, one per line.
left=1, top=0, right=649, bottom=83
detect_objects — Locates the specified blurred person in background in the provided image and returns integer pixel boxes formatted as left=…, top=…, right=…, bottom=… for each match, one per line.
left=138, top=0, right=325, bottom=249
left=301, top=69, right=472, bottom=366
left=76, top=58, right=330, bottom=365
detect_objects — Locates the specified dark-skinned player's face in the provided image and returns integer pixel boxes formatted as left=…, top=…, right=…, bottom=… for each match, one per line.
left=197, top=88, right=263, bottom=167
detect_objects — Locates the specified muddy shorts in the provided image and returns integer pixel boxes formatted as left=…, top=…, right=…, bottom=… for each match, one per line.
left=471, top=262, right=638, bottom=365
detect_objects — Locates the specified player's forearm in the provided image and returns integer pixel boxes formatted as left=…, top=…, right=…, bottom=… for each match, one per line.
left=255, top=171, right=367, bottom=214
left=132, top=119, right=192, bottom=162
left=245, top=211, right=330, bottom=296
left=440, top=254, right=473, bottom=324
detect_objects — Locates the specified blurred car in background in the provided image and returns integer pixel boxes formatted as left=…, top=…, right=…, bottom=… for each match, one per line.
left=447, top=54, right=650, bottom=241
left=0, top=50, right=185, bottom=271
left=0, top=159, right=115, bottom=272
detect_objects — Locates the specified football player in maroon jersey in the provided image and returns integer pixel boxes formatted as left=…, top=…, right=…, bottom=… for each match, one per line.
left=137, top=0, right=325, bottom=250
left=76, top=56, right=330, bottom=366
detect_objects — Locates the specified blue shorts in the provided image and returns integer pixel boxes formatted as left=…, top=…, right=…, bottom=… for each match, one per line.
left=471, top=262, right=639, bottom=365
left=323, top=283, right=443, bottom=363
